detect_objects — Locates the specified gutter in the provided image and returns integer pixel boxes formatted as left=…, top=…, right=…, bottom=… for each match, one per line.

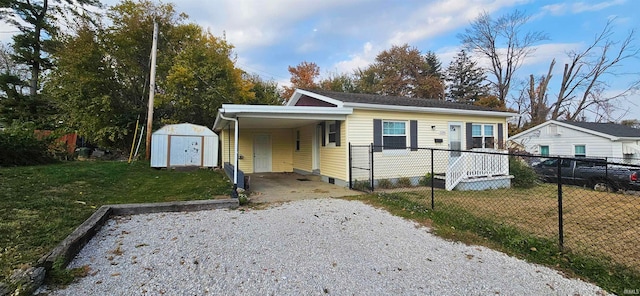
left=218, top=109, right=239, bottom=198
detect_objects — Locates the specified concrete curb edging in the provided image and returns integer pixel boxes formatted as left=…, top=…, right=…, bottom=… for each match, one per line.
left=2, top=198, right=239, bottom=296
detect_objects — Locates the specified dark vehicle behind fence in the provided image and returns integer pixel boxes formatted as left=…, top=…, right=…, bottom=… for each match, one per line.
left=534, top=158, right=640, bottom=192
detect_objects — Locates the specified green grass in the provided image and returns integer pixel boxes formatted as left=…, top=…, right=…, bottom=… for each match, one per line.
left=342, top=192, right=640, bottom=295
left=0, top=161, right=232, bottom=282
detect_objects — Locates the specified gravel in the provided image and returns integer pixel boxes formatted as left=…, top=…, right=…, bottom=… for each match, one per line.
left=39, top=198, right=609, bottom=295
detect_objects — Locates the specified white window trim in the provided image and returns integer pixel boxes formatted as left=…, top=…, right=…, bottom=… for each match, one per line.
left=574, top=144, right=586, bottom=157
left=325, top=121, right=337, bottom=147
left=382, top=120, right=409, bottom=154
left=471, top=124, right=496, bottom=149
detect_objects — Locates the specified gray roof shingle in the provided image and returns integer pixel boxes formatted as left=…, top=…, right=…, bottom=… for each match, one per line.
left=560, top=120, right=640, bottom=137
left=305, top=89, right=500, bottom=112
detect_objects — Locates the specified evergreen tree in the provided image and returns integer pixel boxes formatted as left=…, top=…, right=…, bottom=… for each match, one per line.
left=445, top=49, right=489, bottom=103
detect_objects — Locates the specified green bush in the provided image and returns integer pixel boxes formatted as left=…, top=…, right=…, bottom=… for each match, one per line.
left=419, top=173, right=433, bottom=186
left=509, top=156, right=538, bottom=189
left=0, top=123, right=57, bottom=166
left=396, top=177, right=413, bottom=188
left=352, top=179, right=371, bottom=191
left=377, top=178, right=394, bottom=189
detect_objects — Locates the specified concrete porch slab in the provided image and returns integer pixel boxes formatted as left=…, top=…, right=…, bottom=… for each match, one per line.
left=247, top=172, right=359, bottom=203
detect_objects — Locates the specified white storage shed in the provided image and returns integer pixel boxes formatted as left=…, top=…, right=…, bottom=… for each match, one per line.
left=150, top=123, right=219, bottom=168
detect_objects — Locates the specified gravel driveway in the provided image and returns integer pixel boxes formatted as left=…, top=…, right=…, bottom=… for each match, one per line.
left=40, top=198, right=609, bottom=295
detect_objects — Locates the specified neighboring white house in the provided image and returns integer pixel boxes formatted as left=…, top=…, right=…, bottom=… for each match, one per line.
left=151, top=123, right=219, bottom=168
left=509, top=120, right=640, bottom=164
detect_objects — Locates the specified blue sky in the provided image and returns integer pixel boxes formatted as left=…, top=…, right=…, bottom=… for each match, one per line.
left=1, top=0, right=638, bottom=121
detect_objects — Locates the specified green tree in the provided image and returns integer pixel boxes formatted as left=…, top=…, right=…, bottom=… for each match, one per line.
left=445, top=49, right=489, bottom=103
left=244, top=74, right=284, bottom=105
left=0, top=0, right=100, bottom=98
left=157, top=26, right=254, bottom=125
left=355, top=44, right=444, bottom=99
left=319, top=72, right=357, bottom=93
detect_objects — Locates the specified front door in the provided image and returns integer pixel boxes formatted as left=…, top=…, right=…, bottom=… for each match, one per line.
left=253, top=134, right=272, bottom=173
left=449, top=123, right=462, bottom=159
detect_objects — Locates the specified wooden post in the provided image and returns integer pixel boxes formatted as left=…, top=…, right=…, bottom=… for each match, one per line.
left=145, top=21, right=158, bottom=160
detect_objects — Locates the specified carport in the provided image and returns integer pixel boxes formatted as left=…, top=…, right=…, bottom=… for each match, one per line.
left=246, top=172, right=358, bottom=203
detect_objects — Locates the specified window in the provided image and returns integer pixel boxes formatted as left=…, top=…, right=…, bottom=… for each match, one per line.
left=471, top=124, right=495, bottom=148
left=540, top=145, right=549, bottom=156
left=327, top=123, right=336, bottom=144
left=295, top=130, right=300, bottom=151
left=575, top=145, right=586, bottom=157
left=383, top=121, right=406, bottom=149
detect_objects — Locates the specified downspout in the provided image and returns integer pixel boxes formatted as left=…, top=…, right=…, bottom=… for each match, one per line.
left=219, top=110, right=239, bottom=198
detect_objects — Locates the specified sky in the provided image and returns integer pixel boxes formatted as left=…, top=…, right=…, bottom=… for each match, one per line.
left=1, top=0, right=638, bottom=121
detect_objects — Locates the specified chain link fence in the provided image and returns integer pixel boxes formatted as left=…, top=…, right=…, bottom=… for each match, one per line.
left=349, top=143, right=640, bottom=274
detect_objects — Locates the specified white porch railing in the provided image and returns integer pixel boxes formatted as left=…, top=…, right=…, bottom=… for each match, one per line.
left=445, top=149, right=509, bottom=190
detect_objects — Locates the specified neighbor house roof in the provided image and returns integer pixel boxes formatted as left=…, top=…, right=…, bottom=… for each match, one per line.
left=511, top=119, right=640, bottom=141
left=559, top=121, right=640, bottom=138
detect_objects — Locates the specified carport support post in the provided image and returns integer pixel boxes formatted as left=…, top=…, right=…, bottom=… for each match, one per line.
left=219, top=111, right=239, bottom=198
left=348, top=142, right=352, bottom=189
left=431, top=149, right=434, bottom=210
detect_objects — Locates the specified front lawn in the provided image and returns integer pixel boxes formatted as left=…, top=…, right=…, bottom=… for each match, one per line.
left=0, top=161, right=231, bottom=282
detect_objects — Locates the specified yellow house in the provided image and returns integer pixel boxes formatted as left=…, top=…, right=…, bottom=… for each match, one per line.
left=213, top=89, right=516, bottom=192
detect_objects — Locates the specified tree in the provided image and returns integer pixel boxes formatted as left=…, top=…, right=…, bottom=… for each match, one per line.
left=355, top=44, right=444, bottom=99
left=445, top=49, right=489, bottom=103
left=0, top=0, right=100, bottom=98
left=548, top=20, right=639, bottom=121
left=319, top=72, right=357, bottom=93
left=244, top=74, right=283, bottom=105
left=424, top=50, right=443, bottom=78
left=282, top=61, right=320, bottom=100
left=458, top=10, right=547, bottom=104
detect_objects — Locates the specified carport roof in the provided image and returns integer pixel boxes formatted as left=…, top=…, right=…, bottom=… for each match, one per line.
left=212, top=104, right=353, bottom=131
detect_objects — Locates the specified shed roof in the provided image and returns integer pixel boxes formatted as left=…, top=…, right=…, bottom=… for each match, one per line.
left=153, top=123, right=216, bottom=136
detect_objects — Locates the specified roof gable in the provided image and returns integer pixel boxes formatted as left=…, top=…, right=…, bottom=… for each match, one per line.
left=294, top=95, right=337, bottom=107
left=511, top=120, right=640, bottom=140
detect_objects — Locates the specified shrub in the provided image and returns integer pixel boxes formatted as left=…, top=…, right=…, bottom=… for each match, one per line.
left=377, top=178, right=394, bottom=189
left=509, top=156, right=538, bottom=189
left=419, top=173, right=433, bottom=186
left=396, top=177, right=413, bottom=188
left=0, top=123, right=57, bottom=166
left=352, top=179, right=371, bottom=192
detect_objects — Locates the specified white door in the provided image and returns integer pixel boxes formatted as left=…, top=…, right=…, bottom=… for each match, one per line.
left=253, top=134, right=272, bottom=173
left=312, top=125, right=321, bottom=172
left=169, top=136, right=202, bottom=166
left=449, top=123, right=462, bottom=159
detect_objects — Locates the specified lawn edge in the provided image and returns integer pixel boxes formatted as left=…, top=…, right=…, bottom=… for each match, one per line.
left=1, top=198, right=239, bottom=296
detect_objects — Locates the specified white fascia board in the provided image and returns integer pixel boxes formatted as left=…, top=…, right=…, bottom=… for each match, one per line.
left=220, top=104, right=352, bottom=115
left=286, top=89, right=344, bottom=107
left=239, top=113, right=348, bottom=121
left=343, top=102, right=518, bottom=118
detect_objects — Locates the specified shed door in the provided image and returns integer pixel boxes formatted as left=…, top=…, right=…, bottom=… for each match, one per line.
left=169, top=136, right=202, bottom=166
left=254, top=134, right=272, bottom=173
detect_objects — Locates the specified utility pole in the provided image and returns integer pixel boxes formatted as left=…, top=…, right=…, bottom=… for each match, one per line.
left=145, top=21, right=158, bottom=160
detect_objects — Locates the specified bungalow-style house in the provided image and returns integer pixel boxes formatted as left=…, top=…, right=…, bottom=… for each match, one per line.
left=212, top=89, right=517, bottom=191
left=510, top=120, right=640, bottom=164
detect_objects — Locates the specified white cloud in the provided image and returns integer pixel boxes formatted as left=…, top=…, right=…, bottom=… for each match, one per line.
left=540, top=0, right=626, bottom=16
left=331, top=42, right=377, bottom=74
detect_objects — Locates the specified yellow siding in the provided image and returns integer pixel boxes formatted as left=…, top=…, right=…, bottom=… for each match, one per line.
left=219, top=128, right=294, bottom=174
left=219, top=128, right=236, bottom=166
left=293, top=124, right=314, bottom=172
left=320, top=120, right=348, bottom=181
left=346, top=109, right=509, bottom=180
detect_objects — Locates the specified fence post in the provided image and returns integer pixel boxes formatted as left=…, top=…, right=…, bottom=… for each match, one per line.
left=557, top=157, right=564, bottom=252
left=431, top=148, right=435, bottom=210
left=348, top=142, right=352, bottom=189
left=369, top=143, right=374, bottom=191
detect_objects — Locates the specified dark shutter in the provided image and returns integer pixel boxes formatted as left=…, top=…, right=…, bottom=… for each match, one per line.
left=410, top=120, right=418, bottom=151
left=466, top=122, right=473, bottom=150
left=373, top=119, right=382, bottom=152
left=320, top=122, right=326, bottom=147
left=497, top=123, right=504, bottom=149
left=335, top=120, right=341, bottom=147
